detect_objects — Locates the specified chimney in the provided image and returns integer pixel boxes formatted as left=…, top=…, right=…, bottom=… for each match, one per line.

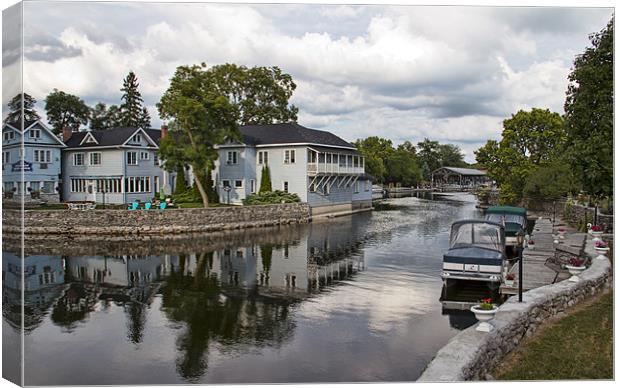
left=161, top=123, right=168, bottom=139
left=62, top=126, right=73, bottom=142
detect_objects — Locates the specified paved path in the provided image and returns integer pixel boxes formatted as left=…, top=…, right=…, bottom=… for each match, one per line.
left=500, top=218, right=586, bottom=295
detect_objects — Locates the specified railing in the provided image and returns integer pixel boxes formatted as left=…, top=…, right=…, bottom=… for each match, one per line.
left=307, top=162, right=364, bottom=175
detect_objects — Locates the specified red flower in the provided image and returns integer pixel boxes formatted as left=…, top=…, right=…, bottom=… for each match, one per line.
left=591, top=225, right=603, bottom=232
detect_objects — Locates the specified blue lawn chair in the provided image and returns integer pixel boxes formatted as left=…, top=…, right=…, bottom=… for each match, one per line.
left=143, top=202, right=152, bottom=210
left=128, top=201, right=139, bottom=210
left=159, top=202, right=167, bottom=210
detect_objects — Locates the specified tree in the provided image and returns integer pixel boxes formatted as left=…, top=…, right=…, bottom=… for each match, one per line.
left=523, top=160, right=576, bottom=200
left=138, top=106, right=151, bottom=129
left=174, top=166, right=187, bottom=195
left=44, top=89, right=90, bottom=134
left=209, top=64, right=298, bottom=125
left=384, top=147, right=422, bottom=187
left=90, top=102, right=110, bottom=131
left=158, top=64, right=239, bottom=208
left=4, top=93, right=40, bottom=125
left=438, top=144, right=467, bottom=168
left=475, top=108, right=567, bottom=203
left=259, top=165, right=272, bottom=193
left=119, top=71, right=148, bottom=128
left=564, top=17, right=613, bottom=197
left=416, top=138, right=442, bottom=180
left=353, top=137, right=394, bottom=183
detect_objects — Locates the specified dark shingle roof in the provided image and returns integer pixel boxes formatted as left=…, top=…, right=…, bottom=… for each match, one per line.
left=238, top=122, right=355, bottom=149
left=65, top=127, right=161, bottom=148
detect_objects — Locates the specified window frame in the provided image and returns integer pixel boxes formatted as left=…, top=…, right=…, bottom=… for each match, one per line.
left=283, top=149, right=296, bottom=164
left=89, top=152, right=102, bottom=166
left=73, top=153, right=85, bottom=166
left=127, top=151, right=138, bottom=165
left=226, top=151, right=238, bottom=165
left=234, top=179, right=243, bottom=188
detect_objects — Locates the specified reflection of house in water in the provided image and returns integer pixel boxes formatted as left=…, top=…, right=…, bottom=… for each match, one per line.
left=2, top=253, right=65, bottom=331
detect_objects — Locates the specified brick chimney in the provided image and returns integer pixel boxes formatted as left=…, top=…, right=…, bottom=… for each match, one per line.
left=62, top=126, right=73, bottom=142
left=161, top=123, right=168, bottom=139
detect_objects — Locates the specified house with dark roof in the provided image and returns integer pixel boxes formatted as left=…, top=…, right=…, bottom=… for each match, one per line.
left=61, top=126, right=174, bottom=204
left=2, top=119, right=66, bottom=202
left=430, top=166, right=489, bottom=188
left=214, top=122, right=372, bottom=215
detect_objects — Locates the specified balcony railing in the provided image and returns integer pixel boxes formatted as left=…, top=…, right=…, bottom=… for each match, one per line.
left=307, top=162, right=364, bottom=175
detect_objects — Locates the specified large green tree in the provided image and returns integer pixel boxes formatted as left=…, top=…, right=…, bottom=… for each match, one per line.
left=4, top=93, right=40, bottom=125
left=353, top=136, right=394, bottom=183
left=119, top=71, right=150, bottom=129
left=564, top=17, right=613, bottom=197
left=209, top=63, right=298, bottom=125
left=157, top=64, right=240, bottom=207
left=416, top=138, right=442, bottom=180
left=475, top=108, right=566, bottom=204
left=438, top=144, right=467, bottom=168
left=384, top=145, right=423, bottom=186
left=44, top=89, right=90, bottom=134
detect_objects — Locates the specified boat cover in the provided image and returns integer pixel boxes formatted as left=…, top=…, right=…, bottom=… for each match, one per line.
left=443, top=246, right=504, bottom=265
left=449, top=221, right=505, bottom=251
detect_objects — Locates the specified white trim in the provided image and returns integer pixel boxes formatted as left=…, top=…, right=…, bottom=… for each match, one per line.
left=215, top=142, right=358, bottom=151
left=121, top=128, right=158, bottom=148
left=80, top=132, right=99, bottom=146
left=3, top=120, right=67, bottom=147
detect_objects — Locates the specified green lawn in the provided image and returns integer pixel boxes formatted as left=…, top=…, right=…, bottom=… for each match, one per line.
left=494, top=290, right=613, bottom=380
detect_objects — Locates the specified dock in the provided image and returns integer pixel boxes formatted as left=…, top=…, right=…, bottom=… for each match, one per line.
left=500, top=218, right=586, bottom=295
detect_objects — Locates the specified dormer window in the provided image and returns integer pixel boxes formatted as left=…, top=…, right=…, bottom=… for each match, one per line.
left=132, top=134, right=142, bottom=143
left=30, top=128, right=41, bottom=139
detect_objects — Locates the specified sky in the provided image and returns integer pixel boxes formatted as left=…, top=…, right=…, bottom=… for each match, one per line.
left=1, top=0, right=614, bottom=162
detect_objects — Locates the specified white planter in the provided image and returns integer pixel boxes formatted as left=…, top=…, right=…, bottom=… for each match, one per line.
left=470, top=305, right=499, bottom=332
left=594, top=247, right=609, bottom=255
left=505, top=279, right=515, bottom=287
left=590, top=230, right=603, bottom=237
left=565, top=264, right=586, bottom=282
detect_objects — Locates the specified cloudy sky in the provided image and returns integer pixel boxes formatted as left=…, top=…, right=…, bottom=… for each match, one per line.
left=2, top=0, right=613, bottom=161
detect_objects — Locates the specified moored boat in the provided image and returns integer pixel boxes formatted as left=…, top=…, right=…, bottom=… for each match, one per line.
left=484, top=205, right=527, bottom=249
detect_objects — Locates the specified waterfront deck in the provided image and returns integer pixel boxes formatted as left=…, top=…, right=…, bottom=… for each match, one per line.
left=500, top=218, right=586, bottom=295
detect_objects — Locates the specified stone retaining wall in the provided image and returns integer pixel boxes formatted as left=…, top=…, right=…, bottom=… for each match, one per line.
left=2, top=203, right=311, bottom=235
left=418, top=237, right=612, bottom=382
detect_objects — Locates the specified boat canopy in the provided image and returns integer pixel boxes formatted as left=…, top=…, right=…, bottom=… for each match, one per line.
left=449, top=220, right=505, bottom=253
left=486, top=206, right=527, bottom=217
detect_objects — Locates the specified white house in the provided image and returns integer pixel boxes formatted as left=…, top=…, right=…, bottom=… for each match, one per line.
left=213, top=122, right=373, bottom=216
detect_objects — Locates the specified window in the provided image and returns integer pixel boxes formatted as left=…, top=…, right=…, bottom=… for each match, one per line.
left=3, top=131, right=14, bottom=141
left=347, top=155, right=353, bottom=167
left=154, top=153, right=159, bottom=166
left=234, top=180, right=243, bottom=188
left=95, top=178, right=122, bottom=193
left=226, top=151, right=238, bottom=165
left=2, top=151, right=9, bottom=164
left=30, top=181, right=40, bottom=192
left=131, top=134, right=142, bottom=143
left=284, top=149, right=296, bottom=164
left=222, top=180, right=230, bottom=188
left=283, top=181, right=289, bottom=192
left=354, top=180, right=360, bottom=193
left=326, top=153, right=332, bottom=163
left=140, top=151, right=149, bottom=160
left=307, top=149, right=317, bottom=163
left=127, top=151, right=138, bottom=165
left=42, top=181, right=55, bottom=194
left=89, top=152, right=102, bottom=165
left=124, top=176, right=151, bottom=193
left=154, top=176, right=160, bottom=193
left=73, top=153, right=85, bottom=166
left=250, top=179, right=256, bottom=193
left=71, top=178, right=87, bottom=192
left=30, top=128, right=41, bottom=139
left=34, top=150, right=51, bottom=163
left=353, top=156, right=359, bottom=168
left=257, top=151, right=269, bottom=165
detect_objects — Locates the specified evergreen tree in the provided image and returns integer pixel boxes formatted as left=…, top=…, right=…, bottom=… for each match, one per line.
left=119, top=71, right=146, bottom=128
left=174, top=166, right=187, bottom=195
left=90, top=102, right=110, bottom=131
left=259, top=165, right=272, bottom=192
left=4, top=93, right=40, bottom=125
left=138, top=106, right=151, bottom=129
left=205, top=168, right=219, bottom=203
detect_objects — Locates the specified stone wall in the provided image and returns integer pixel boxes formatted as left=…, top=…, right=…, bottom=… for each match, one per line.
left=2, top=203, right=311, bottom=235
left=418, top=238, right=612, bottom=382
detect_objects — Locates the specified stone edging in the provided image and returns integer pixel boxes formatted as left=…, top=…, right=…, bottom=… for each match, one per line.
left=418, top=237, right=612, bottom=382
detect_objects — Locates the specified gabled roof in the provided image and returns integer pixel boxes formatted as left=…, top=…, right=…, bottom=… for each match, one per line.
left=237, top=122, right=356, bottom=150
left=3, top=119, right=38, bottom=132
left=2, top=119, right=66, bottom=147
left=432, top=166, right=487, bottom=176
left=65, top=127, right=161, bottom=149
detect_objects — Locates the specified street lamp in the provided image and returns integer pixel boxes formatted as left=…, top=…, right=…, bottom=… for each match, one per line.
left=516, top=229, right=525, bottom=302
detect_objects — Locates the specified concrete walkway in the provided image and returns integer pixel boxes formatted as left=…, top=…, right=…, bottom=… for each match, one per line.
left=500, top=218, right=586, bottom=295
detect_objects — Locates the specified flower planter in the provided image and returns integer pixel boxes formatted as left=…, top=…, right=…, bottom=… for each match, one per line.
left=594, top=247, right=609, bottom=255
left=565, top=264, right=586, bottom=283
left=590, top=230, right=603, bottom=237
left=470, top=305, right=499, bottom=332
left=505, top=279, right=514, bottom=287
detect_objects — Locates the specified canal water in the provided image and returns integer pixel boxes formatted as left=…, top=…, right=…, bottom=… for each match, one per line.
left=2, top=193, right=496, bottom=385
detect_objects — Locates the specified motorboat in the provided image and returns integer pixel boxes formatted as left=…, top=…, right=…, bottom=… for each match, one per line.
left=484, top=206, right=527, bottom=249
left=441, top=220, right=506, bottom=285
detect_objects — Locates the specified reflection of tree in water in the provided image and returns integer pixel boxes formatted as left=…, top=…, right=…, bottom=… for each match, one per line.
left=160, top=252, right=295, bottom=382
left=125, top=302, right=147, bottom=344
left=50, top=283, right=97, bottom=332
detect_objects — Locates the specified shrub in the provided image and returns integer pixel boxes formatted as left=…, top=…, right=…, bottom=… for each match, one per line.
left=259, top=165, right=272, bottom=193
left=243, top=190, right=300, bottom=205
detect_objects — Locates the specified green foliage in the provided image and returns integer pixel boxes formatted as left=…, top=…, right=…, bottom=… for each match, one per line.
left=209, top=63, right=298, bottom=125
left=90, top=102, right=115, bottom=130
left=475, top=186, right=491, bottom=204
left=438, top=144, right=468, bottom=168
left=564, top=18, right=613, bottom=197
left=4, top=93, right=40, bottom=125
left=352, top=136, right=393, bottom=183
left=259, top=165, right=272, bottom=193
left=260, top=244, right=273, bottom=272
left=174, top=166, right=187, bottom=195
left=119, top=71, right=150, bottom=129
left=417, top=139, right=467, bottom=180
left=475, top=108, right=567, bottom=202
left=243, top=190, right=300, bottom=205
left=44, top=89, right=90, bottom=134
left=384, top=146, right=423, bottom=186
left=523, top=161, right=575, bottom=200
left=204, top=168, right=218, bottom=203
left=564, top=200, right=574, bottom=220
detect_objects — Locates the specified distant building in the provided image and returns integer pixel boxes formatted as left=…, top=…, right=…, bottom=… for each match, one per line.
left=214, top=123, right=373, bottom=216
left=431, top=166, right=489, bottom=188
left=2, top=120, right=66, bottom=202
left=61, top=126, right=174, bottom=204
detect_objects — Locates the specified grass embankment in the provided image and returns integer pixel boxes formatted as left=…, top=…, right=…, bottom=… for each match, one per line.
left=494, top=290, right=613, bottom=380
